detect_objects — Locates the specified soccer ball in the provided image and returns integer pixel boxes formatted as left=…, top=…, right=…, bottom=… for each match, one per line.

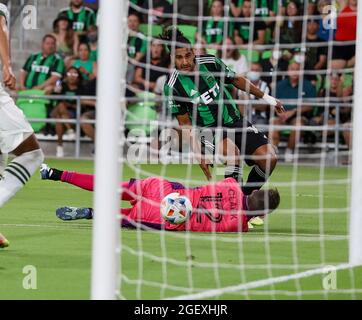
left=160, top=192, right=192, bottom=225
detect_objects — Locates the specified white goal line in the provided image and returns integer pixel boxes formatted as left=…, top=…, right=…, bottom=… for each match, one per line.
left=168, top=263, right=353, bottom=300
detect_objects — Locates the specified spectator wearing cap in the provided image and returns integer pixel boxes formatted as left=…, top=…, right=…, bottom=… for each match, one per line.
left=270, top=62, right=316, bottom=162
left=19, top=34, right=65, bottom=94
left=51, top=15, right=79, bottom=62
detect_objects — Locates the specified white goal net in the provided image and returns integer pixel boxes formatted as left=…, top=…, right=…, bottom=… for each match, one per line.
left=92, top=0, right=362, bottom=300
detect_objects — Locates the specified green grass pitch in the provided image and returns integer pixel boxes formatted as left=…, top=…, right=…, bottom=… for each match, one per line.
left=0, top=159, right=361, bottom=299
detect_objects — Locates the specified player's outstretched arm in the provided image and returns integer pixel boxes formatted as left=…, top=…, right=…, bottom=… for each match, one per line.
left=232, top=75, right=285, bottom=114
left=0, top=15, right=15, bottom=90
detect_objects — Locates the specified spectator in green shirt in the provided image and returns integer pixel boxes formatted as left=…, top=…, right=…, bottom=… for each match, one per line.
left=234, top=0, right=267, bottom=45
left=71, top=42, right=97, bottom=82
left=20, top=34, right=65, bottom=94
left=127, top=13, right=146, bottom=62
left=58, top=0, right=96, bottom=35
left=197, top=0, right=234, bottom=51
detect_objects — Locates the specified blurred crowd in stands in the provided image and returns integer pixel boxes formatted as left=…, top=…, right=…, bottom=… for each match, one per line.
left=17, top=0, right=356, bottom=159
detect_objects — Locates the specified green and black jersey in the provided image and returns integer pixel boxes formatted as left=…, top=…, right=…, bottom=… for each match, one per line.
left=202, top=19, right=234, bottom=45
left=231, top=0, right=279, bottom=16
left=58, top=6, right=96, bottom=32
left=164, top=55, right=241, bottom=128
left=128, top=35, right=147, bottom=59
left=22, top=53, right=65, bottom=89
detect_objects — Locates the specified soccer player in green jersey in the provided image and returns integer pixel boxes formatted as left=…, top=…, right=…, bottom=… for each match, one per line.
left=0, top=1, right=44, bottom=248
left=162, top=28, right=285, bottom=196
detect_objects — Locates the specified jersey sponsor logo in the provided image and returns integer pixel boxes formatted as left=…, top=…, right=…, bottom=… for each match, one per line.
left=255, top=8, right=269, bottom=16
left=128, top=46, right=136, bottom=55
left=31, top=63, right=50, bottom=74
left=205, top=28, right=223, bottom=36
left=200, top=192, right=223, bottom=203
left=73, top=21, right=85, bottom=31
left=192, top=83, right=220, bottom=105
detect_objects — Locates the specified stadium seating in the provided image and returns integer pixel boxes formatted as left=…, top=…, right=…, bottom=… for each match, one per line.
left=178, top=25, right=198, bottom=44
left=139, top=24, right=163, bottom=38
left=16, top=90, right=49, bottom=133
left=125, top=91, right=158, bottom=137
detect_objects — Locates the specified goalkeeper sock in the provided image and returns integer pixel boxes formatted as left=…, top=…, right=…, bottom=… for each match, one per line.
left=0, top=149, right=44, bottom=208
left=61, top=171, right=95, bottom=191
left=242, top=165, right=268, bottom=195
left=0, top=153, right=8, bottom=178
left=224, top=165, right=242, bottom=183
left=47, top=168, right=63, bottom=181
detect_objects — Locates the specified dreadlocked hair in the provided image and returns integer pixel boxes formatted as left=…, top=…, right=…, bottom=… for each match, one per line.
left=159, top=26, right=191, bottom=52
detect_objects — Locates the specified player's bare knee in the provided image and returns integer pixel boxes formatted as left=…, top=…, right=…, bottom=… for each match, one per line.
left=256, top=148, right=277, bottom=174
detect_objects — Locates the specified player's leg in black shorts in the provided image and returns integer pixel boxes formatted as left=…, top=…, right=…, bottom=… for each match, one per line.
left=229, top=120, right=277, bottom=194
left=201, top=120, right=277, bottom=195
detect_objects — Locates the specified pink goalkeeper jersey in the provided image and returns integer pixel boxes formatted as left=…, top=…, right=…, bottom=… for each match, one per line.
left=122, top=177, right=248, bottom=233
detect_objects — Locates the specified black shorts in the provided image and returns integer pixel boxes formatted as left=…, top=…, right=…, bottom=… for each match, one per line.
left=200, top=120, right=269, bottom=166
left=332, top=44, right=355, bottom=61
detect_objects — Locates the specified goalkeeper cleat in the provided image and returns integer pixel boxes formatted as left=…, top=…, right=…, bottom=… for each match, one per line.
left=247, top=222, right=254, bottom=229
left=0, top=233, right=10, bottom=248
left=40, top=163, right=51, bottom=179
left=249, top=216, right=264, bottom=227
left=56, top=207, right=93, bottom=221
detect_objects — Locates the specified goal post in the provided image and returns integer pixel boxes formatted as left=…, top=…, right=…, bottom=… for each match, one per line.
left=91, top=0, right=129, bottom=299
left=349, top=1, right=362, bottom=266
